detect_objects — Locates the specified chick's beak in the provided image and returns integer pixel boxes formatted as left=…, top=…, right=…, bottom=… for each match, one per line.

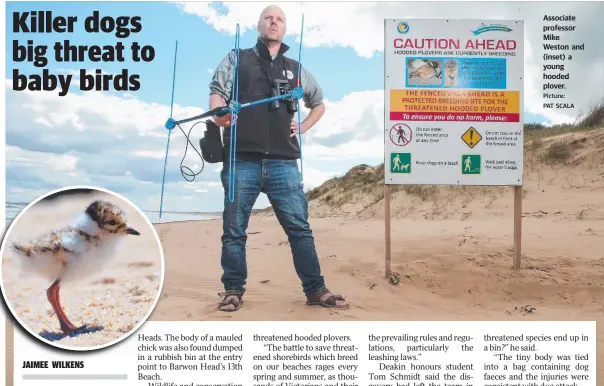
left=125, top=226, right=140, bottom=235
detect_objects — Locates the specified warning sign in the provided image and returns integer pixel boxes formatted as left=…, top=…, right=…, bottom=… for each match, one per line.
left=461, top=127, right=482, bottom=148
left=384, top=18, right=524, bottom=186
left=389, top=123, right=412, bottom=146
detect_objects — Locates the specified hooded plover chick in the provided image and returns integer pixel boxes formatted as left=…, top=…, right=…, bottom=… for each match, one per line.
left=408, top=60, right=442, bottom=84
left=10, top=200, right=141, bottom=335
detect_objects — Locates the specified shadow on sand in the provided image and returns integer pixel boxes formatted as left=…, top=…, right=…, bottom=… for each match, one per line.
left=40, top=326, right=105, bottom=341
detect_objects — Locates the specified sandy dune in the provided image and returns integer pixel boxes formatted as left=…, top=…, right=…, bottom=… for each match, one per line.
left=1, top=191, right=163, bottom=349
left=149, top=128, right=604, bottom=380
left=3, top=128, right=603, bottom=384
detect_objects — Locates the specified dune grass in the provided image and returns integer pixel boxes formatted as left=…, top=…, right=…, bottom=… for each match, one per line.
left=524, top=97, right=604, bottom=141
left=303, top=97, right=604, bottom=215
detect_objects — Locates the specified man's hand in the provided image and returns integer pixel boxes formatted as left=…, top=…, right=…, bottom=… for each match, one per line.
left=214, top=113, right=232, bottom=127
left=210, top=94, right=232, bottom=127
left=290, top=120, right=309, bottom=137
left=290, top=103, right=325, bottom=137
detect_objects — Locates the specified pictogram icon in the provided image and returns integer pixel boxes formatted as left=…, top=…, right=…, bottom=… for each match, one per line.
left=461, top=127, right=482, bottom=148
left=390, top=123, right=413, bottom=146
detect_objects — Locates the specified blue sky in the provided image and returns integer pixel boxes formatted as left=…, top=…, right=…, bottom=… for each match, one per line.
left=6, top=2, right=382, bottom=107
left=5, top=1, right=603, bottom=219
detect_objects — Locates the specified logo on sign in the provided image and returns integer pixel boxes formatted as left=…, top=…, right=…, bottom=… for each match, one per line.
left=397, top=21, right=409, bottom=34
left=471, top=23, right=513, bottom=35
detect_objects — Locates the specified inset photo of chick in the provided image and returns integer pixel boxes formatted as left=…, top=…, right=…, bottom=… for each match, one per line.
left=407, top=58, right=443, bottom=86
left=0, top=186, right=165, bottom=351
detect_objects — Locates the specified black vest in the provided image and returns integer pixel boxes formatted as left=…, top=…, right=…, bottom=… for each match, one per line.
left=223, top=38, right=300, bottom=160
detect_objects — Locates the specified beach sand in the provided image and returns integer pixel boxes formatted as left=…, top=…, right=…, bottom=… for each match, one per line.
left=149, top=128, right=604, bottom=379
left=3, top=128, right=603, bottom=384
left=1, top=191, right=163, bottom=349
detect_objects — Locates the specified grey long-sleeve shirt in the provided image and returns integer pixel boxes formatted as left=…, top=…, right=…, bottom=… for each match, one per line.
left=209, top=47, right=324, bottom=109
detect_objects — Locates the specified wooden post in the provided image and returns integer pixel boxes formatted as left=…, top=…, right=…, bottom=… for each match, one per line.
left=385, top=183, right=391, bottom=277
left=513, top=185, right=522, bottom=269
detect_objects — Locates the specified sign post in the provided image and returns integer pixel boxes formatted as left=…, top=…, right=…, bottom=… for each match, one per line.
left=383, top=19, right=524, bottom=275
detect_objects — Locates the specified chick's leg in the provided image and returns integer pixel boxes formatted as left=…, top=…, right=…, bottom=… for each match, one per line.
left=46, top=279, right=86, bottom=334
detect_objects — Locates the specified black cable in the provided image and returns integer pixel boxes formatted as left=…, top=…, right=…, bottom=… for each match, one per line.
left=175, top=120, right=208, bottom=182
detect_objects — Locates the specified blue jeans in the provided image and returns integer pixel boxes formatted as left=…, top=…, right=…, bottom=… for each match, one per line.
left=220, top=158, right=326, bottom=297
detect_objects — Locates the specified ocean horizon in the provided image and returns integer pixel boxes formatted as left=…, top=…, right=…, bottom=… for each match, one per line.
left=4, top=201, right=222, bottom=229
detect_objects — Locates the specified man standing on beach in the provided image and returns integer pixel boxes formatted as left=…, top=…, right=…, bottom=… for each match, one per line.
left=208, top=5, right=349, bottom=312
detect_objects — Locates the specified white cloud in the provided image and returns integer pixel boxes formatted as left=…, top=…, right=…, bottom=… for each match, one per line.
left=5, top=74, right=386, bottom=212
left=6, top=1, right=604, bottom=214
left=300, top=165, right=340, bottom=190
left=4, top=78, right=222, bottom=212
left=133, top=149, right=184, bottom=159
left=6, top=146, right=78, bottom=172
left=522, top=35, right=579, bottom=125
left=182, top=181, right=222, bottom=193
left=299, top=90, right=384, bottom=161
left=5, top=77, right=203, bottom=138
left=305, top=137, right=384, bottom=162
left=306, top=91, right=383, bottom=139
left=179, top=1, right=604, bottom=125
left=175, top=1, right=382, bottom=57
